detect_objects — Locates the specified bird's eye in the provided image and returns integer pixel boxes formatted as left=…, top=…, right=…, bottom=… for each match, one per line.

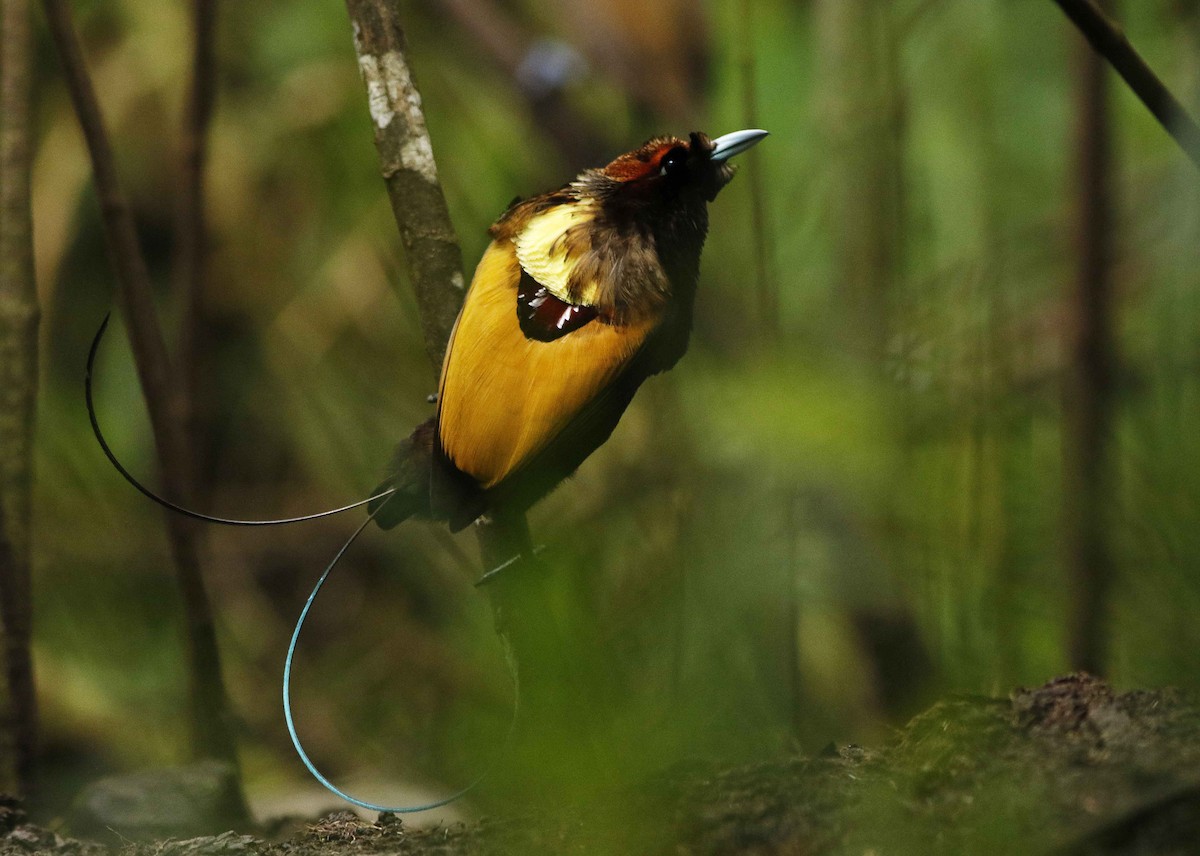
left=658, top=146, right=688, bottom=178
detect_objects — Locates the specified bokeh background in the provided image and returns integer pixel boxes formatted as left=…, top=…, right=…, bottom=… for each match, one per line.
left=25, top=0, right=1200, bottom=823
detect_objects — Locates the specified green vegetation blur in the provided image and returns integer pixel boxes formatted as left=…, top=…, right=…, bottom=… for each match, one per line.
left=28, top=0, right=1200, bottom=823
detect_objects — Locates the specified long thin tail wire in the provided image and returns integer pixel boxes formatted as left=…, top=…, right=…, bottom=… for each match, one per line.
left=86, top=312, right=397, bottom=526
left=284, top=503, right=519, bottom=813
left=89, top=310, right=516, bottom=812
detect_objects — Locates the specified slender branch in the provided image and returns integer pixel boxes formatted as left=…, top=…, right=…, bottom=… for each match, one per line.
left=0, top=0, right=38, bottom=586
left=1053, top=0, right=1200, bottom=169
left=344, top=0, right=465, bottom=368
left=40, top=0, right=244, bottom=786
left=174, top=0, right=218, bottom=497
left=0, top=0, right=40, bottom=796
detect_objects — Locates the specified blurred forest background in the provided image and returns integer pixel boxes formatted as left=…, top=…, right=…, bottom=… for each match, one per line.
left=4, top=0, right=1200, bottom=827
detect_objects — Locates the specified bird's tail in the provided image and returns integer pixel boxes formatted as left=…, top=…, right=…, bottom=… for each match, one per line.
left=368, top=418, right=437, bottom=529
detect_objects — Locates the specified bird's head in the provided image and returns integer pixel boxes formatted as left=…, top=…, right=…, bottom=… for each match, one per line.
left=492, top=129, right=768, bottom=321
left=593, top=129, right=769, bottom=205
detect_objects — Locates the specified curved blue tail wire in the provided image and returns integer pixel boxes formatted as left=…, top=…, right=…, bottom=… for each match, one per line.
left=283, top=506, right=515, bottom=813
left=89, top=312, right=515, bottom=813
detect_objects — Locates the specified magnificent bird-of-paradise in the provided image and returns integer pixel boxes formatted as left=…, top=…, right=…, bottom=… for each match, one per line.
left=86, top=128, right=768, bottom=812
left=369, top=128, right=769, bottom=532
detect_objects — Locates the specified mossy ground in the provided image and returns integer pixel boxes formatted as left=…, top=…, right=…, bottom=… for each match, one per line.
left=5, top=675, right=1198, bottom=855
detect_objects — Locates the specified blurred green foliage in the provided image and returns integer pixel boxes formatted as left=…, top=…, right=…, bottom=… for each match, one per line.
left=25, top=0, right=1200, bottom=825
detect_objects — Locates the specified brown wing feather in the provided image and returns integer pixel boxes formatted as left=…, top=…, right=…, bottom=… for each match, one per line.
left=437, top=240, right=658, bottom=491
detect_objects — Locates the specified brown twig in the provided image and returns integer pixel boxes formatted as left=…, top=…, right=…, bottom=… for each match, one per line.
left=0, top=0, right=40, bottom=795
left=40, top=0, right=244, bottom=786
left=1053, top=0, right=1200, bottom=169
left=174, top=0, right=219, bottom=496
left=343, top=0, right=466, bottom=369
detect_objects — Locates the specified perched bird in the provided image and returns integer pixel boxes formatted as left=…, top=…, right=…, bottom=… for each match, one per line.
left=80, top=128, right=766, bottom=817
left=369, top=129, right=768, bottom=532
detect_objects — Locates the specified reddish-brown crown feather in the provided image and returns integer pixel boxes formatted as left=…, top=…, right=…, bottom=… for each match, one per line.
left=601, top=136, right=686, bottom=181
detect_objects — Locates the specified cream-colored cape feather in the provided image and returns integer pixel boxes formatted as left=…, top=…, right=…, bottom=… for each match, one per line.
left=512, top=200, right=601, bottom=305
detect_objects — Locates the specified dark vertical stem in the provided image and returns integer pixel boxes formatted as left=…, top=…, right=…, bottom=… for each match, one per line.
left=40, top=0, right=245, bottom=792
left=1064, top=1, right=1118, bottom=675
left=0, top=500, right=24, bottom=792
left=174, top=0, right=218, bottom=498
left=0, top=0, right=40, bottom=796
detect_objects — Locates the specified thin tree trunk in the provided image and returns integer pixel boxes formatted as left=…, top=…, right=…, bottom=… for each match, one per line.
left=174, top=0, right=218, bottom=501
left=1063, top=0, right=1118, bottom=676
left=40, top=0, right=245, bottom=793
left=0, top=0, right=40, bottom=797
left=344, top=0, right=465, bottom=369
